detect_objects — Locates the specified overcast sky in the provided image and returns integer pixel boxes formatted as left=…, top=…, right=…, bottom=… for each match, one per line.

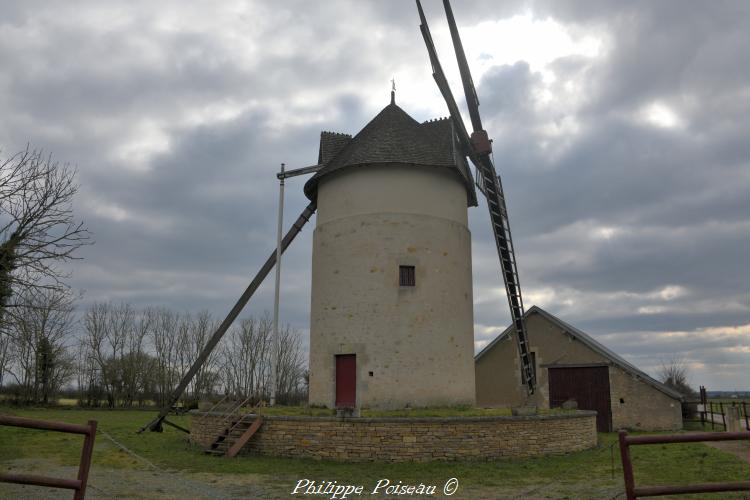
left=1, top=0, right=748, bottom=390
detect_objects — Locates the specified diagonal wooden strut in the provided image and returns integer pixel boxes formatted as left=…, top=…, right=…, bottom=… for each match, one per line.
left=139, top=201, right=317, bottom=433
left=416, top=0, right=472, bottom=158
left=162, top=419, right=190, bottom=434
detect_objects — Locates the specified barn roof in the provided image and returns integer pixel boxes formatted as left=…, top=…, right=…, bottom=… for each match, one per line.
left=475, top=305, right=684, bottom=401
left=304, top=100, right=477, bottom=206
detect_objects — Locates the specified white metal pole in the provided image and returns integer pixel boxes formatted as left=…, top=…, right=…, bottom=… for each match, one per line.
left=270, top=163, right=285, bottom=407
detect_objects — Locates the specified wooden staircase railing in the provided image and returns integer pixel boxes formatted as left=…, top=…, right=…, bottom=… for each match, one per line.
left=204, top=400, right=264, bottom=457
left=226, top=415, right=264, bottom=458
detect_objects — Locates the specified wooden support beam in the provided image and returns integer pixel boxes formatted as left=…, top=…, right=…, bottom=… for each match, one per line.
left=139, top=202, right=316, bottom=433
left=163, top=419, right=190, bottom=434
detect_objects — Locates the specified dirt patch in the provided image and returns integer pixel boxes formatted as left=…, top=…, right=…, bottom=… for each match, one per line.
left=0, top=459, right=273, bottom=499
left=0, top=459, right=627, bottom=500
left=705, top=440, right=750, bottom=464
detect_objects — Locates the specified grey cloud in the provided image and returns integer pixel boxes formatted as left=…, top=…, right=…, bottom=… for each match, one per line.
left=464, top=1, right=750, bottom=390
left=0, top=0, right=748, bottom=389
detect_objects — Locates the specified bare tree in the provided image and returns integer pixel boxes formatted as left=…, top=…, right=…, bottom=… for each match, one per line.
left=0, top=147, right=90, bottom=320
left=83, top=302, right=161, bottom=408
left=78, top=303, right=226, bottom=408
left=220, top=315, right=273, bottom=402
left=3, top=288, right=76, bottom=403
left=275, top=324, right=307, bottom=405
left=220, top=313, right=306, bottom=404
left=659, top=356, right=697, bottom=398
left=75, top=303, right=303, bottom=407
left=84, top=302, right=115, bottom=406
left=120, top=308, right=152, bottom=407
left=150, top=307, right=181, bottom=407
left=186, top=310, right=221, bottom=403
left=0, top=325, right=9, bottom=389
left=75, top=339, right=103, bottom=407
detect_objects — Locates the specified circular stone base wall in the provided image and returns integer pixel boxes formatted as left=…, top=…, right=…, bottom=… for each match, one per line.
left=191, top=411, right=597, bottom=462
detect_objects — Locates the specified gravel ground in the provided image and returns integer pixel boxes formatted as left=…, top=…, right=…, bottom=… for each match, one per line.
left=0, top=459, right=274, bottom=499
left=0, top=457, right=628, bottom=500
left=1, top=458, right=628, bottom=500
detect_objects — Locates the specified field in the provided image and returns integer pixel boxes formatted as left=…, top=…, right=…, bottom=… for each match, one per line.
left=1, top=407, right=750, bottom=499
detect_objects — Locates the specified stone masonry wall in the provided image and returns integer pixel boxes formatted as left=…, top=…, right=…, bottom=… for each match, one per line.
left=608, top=364, right=683, bottom=431
left=190, top=411, right=597, bottom=462
left=310, top=166, right=476, bottom=409
left=191, top=412, right=230, bottom=446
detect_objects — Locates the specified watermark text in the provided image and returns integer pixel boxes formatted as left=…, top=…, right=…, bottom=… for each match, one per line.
left=290, top=478, right=459, bottom=498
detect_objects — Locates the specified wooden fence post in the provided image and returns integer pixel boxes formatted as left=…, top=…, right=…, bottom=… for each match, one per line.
left=618, top=430, right=636, bottom=500
left=74, top=420, right=97, bottom=500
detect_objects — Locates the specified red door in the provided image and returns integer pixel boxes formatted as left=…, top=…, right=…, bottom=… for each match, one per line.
left=335, top=354, right=356, bottom=408
left=549, top=366, right=612, bottom=432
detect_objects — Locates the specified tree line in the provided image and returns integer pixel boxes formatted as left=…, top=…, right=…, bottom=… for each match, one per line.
left=0, top=147, right=307, bottom=407
left=0, top=294, right=308, bottom=407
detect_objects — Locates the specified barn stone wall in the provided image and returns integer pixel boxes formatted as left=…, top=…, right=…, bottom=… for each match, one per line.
left=190, top=412, right=597, bottom=462
left=608, top=364, right=682, bottom=430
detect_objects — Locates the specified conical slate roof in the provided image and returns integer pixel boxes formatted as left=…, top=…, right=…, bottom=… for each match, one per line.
left=304, top=101, right=477, bottom=206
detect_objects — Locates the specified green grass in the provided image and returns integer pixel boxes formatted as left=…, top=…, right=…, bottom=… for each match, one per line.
left=255, top=405, right=338, bottom=417
left=361, top=406, right=515, bottom=417
left=1, top=408, right=749, bottom=498
left=254, top=404, right=578, bottom=418
left=257, top=405, right=517, bottom=417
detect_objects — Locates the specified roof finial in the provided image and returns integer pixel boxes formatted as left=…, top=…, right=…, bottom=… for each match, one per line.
left=391, top=77, right=396, bottom=104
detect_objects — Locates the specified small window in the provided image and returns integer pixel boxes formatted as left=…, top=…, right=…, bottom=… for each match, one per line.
left=399, top=265, right=415, bottom=286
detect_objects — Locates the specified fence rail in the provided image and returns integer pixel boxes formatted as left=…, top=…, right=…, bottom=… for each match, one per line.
left=683, top=400, right=750, bottom=431
left=0, top=414, right=97, bottom=500
left=618, top=430, right=750, bottom=499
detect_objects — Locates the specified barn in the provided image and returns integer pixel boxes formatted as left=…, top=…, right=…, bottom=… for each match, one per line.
left=475, top=306, right=683, bottom=431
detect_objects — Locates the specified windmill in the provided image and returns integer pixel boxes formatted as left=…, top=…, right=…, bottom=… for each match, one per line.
left=415, top=0, right=536, bottom=396
left=139, top=0, right=534, bottom=433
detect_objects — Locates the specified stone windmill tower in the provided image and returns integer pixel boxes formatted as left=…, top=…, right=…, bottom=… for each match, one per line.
left=303, top=91, right=479, bottom=409
left=140, top=0, right=534, bottom=433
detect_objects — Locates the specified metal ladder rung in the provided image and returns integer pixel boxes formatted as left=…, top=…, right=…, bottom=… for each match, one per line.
left=482, top=162, right=534, bottom=396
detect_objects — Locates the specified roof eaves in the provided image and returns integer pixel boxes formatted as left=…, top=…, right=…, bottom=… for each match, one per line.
left=527, top=307, right=684, bottom=401
left=307, top=104, right=479, bottom=205
left=474, top=322, right=514, bottom=361
left=474, top=305, right=684, bottom=401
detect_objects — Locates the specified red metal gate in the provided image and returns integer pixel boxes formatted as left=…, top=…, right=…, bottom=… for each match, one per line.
left=549, top=365, right=612, bottom=432
left=335, top=354, right=356, bottom=408
left=0, top=415, right=97, bottom=499
left=619, top=430, right=750, bottom=498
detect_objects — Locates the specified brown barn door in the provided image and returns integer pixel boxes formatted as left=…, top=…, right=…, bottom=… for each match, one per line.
left=335, top=354, right=356, bottom=408
left=549, top=366, right=612, bottom=432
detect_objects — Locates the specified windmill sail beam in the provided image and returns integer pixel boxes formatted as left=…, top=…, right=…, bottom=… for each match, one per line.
left=139, top=201, right=317, bottom=433
left=416, top=0, right=536, bottom=396
left=442, top=0, right=482, bottom=132
left=416, top=1, right=474, bottom=160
